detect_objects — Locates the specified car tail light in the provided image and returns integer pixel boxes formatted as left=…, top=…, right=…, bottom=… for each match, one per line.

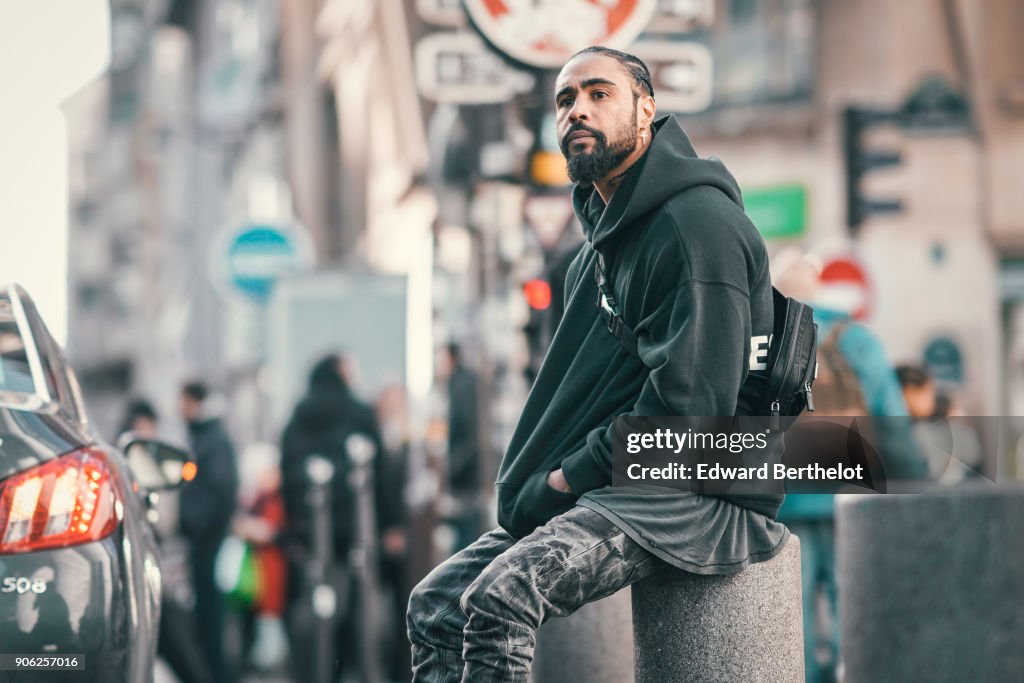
left=0, top=447, right=122, bottom=555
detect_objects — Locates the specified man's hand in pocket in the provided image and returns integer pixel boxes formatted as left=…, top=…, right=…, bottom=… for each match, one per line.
left=547, top=468, right=573, bottom=494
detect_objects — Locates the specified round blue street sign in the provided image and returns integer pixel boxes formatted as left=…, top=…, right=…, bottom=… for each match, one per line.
left=217, top=222, right=313, bottom=304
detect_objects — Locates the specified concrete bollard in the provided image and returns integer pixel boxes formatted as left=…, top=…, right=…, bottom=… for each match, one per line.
left=531, top=587, right=635, bottom=683
left=837, top=485, right=1024, bottom=683
left=632, top=537, right=804, bottom=683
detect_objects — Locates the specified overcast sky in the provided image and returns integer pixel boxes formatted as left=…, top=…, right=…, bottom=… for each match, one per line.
left=0, top=0, right=110, bottom=343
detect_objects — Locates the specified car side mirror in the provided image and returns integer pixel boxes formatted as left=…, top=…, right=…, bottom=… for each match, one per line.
left=117, top=432, right=195, bottom=491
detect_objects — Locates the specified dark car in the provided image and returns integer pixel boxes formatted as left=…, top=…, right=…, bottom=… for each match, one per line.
left=0, top=284, right=189, bottom=682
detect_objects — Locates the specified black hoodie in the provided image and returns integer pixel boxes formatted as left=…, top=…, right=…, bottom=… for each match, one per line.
left=495, top=116, right=788, bottom=575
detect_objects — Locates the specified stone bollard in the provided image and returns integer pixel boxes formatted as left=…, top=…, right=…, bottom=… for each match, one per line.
left=531, top=587, right=635, bottom=683
left=632, top=536, right=804, bottom=683
left=837, top=485, right=1024, bottom=683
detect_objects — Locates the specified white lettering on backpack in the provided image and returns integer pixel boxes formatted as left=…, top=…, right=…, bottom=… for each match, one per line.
left=749, top=334, right=772, bottom=371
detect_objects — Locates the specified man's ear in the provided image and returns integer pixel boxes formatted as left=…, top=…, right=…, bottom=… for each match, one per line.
left=639, top=94, right=656, bottom=129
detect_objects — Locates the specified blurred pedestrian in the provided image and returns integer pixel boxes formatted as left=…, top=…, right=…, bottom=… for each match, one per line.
left=897, top=366, right=984, bottom=484
left=119, top=397, right=159, bottom=439
left=435, top=342, right=483, bottom=552
left=179, top=381, right=239, bottom=683
left=280, top=353, right=393, bottom=681
left=895, top=364, right=937, bottom=420
left=118, top=397, right=215, bottom=683
left=897, top=365, right=942, bottom=481
left=281, top=353, right=388, bottom=558
left=775, top=251, right=926, bottom=683
left=375, top=384, right=413, bottom=682
left=232, top=461, right=289, bottom=672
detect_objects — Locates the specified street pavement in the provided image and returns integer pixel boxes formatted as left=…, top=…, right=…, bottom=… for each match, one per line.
left=154, top=658, right=295, bottom=683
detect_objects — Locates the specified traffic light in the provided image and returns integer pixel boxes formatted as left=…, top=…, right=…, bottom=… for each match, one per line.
left=522, top=278, right=553, bottom=384
left=520, top=248, right=577, bottom=383
left=842, top=106, right=904, bottom=232
left=522, top=279, right=552, bottom=311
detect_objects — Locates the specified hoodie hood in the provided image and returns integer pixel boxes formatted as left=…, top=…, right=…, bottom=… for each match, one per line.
left=572, top=115, right=745, bottom=248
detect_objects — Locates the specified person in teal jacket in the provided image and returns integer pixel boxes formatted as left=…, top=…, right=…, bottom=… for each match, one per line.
left=775, top=257, right=926, bottom=682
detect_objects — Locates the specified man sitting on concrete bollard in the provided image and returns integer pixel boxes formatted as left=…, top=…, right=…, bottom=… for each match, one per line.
left=407, top=47, right=791, bottom=683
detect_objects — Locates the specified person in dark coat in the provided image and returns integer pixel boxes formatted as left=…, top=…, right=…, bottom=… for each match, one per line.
left=280, top=354, right=392, bottom=552
left=437, top=342, right=483, bottom=552
left=280, top=354, right=394, bottom=681
left=119, top=398, right=216, bottom=683
left=178, top=381, right=239, bottom=683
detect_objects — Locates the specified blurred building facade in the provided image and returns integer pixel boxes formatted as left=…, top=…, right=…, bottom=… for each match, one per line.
left=62, top=0, right=432, bottom=444
left=64, top=0, right=200, bottom=438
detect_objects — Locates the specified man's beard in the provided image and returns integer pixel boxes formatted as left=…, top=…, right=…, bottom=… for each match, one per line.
left=560, top=114, right=639, bottom=186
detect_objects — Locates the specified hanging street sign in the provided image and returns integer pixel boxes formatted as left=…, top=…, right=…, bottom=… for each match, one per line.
left=416, top=0, right=466, bottom=27
left=632, top=40, right=714, bottom=113
left=463, top=0, right=658, bottom=70
left=415, top=32, right=535, bottom=103
left=646, top=0, right=715, bottom=36
left=525, top=194, right=574, bottom=249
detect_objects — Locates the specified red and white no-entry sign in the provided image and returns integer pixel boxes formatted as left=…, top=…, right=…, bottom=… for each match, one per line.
left=818, top=256, right=873, bottom=321
left=464, top=0, right=658, bottom=69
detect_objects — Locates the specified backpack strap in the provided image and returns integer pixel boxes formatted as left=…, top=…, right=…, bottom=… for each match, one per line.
left=820, top=321, right=846, bottom=352
left=594, top=253, right=640, bottom=358
left=816, top=321, right=867, bottom=413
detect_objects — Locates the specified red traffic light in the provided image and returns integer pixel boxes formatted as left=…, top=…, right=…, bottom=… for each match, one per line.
left=523, top=279, right=552, bottom=310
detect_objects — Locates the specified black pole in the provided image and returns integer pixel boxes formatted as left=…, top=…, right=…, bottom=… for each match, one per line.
left=305, top=455, right=338, bottom=683
left=346, top=434, right=382, bottom=683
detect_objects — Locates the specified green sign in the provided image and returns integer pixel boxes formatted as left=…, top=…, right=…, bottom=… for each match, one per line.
left=743, top=184, right=807, bottom=240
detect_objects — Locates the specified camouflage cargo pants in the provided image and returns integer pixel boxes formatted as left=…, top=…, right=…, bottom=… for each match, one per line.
left=406, top=505, right=667, bottom=683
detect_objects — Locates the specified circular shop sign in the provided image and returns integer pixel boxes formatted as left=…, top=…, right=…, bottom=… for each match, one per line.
left=464, top=0, right=658, bottom=70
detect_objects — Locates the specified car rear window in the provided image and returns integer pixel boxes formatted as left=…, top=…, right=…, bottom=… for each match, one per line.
left=0, top=297, right=41, bottom=397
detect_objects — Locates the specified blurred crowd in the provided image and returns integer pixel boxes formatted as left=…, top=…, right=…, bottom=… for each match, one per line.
left=122, top=345, right=483, bottom=683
